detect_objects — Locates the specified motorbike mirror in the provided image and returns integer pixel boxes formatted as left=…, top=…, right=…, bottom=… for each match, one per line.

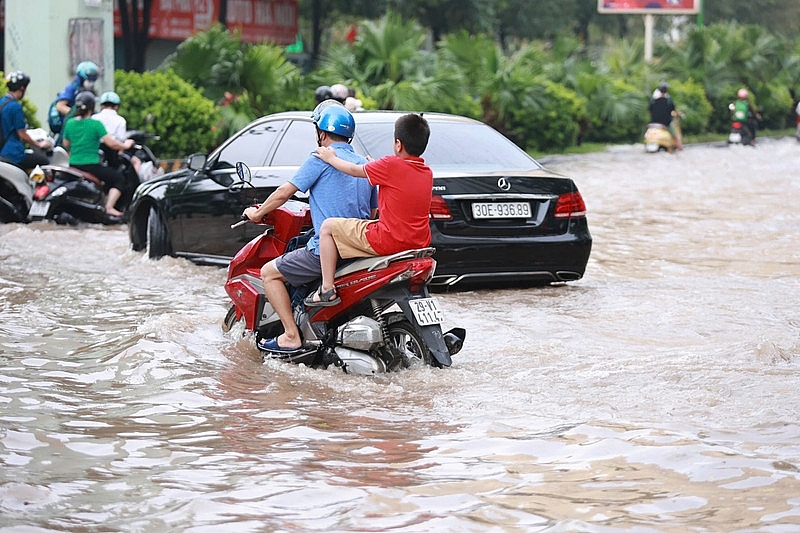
left=235, top=162, right=252, bottom=183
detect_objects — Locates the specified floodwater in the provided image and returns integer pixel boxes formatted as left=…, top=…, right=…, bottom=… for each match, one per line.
left=1, top=138, right=800, bottom=532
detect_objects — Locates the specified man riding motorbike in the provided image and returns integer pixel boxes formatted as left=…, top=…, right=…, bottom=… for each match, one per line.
left=729, top=88, right=760, bottom=146
left=0, top=71, right=53, bottom=170
left=241, top=101, right=377, bottom=355
left=648, top=82, right=683, bottom=150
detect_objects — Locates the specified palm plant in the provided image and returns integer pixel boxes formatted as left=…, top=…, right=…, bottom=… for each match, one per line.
left=320, top=12, right=466, bottom=112
left=161, top=23, right=305, bottom=138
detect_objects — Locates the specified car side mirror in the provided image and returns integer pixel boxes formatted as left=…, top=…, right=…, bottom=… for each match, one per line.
left=186, top=153, right=207, bottom=170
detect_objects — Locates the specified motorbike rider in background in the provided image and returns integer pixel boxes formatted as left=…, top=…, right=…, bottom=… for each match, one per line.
left=242, top=102, right=377, bottom=354
left=94, top=91, right=127, bottom=142
left=729, top=88, right=760, bottom=146
left=93, top=91, right=142, bottom=174
left=48, top=61, right=99, bottom=140
left=648, top=82, right=683, bottom=150
left=62, top=91, right=133, bottom=219
left=314, top=85, right=333, bottom=105
left=0, top=71, right=53, bottom=170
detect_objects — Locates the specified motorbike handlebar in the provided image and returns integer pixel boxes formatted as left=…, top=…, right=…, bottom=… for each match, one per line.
left=231, top=214, right=250, bottom=229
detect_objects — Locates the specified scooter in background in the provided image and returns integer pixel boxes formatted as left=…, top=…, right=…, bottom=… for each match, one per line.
left=28, top=130, right=160, bottom=225
left=0, top=129, right=67, bottom=223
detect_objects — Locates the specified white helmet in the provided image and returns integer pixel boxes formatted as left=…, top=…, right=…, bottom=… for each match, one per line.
left=330, top=83, right=349, bottom=102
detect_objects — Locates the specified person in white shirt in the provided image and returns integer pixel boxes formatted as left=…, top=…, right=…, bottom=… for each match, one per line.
left=94, top=92, right=128, bottom=142
left=93, top=91, right=143, bottom=176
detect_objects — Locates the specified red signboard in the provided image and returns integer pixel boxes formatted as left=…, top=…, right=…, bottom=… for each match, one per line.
left=598, top=0, right=700, bottom=15
left=114, top=0, right=298, bottom=45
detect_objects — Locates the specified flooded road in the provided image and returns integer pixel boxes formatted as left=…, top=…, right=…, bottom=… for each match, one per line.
left=2, top=138, right=799, bottom=532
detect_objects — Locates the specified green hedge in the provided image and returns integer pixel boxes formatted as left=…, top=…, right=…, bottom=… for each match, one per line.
left=114, top=70, right=219, bottom=159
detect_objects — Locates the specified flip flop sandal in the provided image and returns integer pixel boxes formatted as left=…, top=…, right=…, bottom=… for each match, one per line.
left=304, top=287, right=340, bottom=307
left=257, top=336, right=304, bottom=354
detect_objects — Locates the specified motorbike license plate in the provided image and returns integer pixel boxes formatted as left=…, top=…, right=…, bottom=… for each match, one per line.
left=28, top=201, right=50, bottom=218
left=472, top=202, right=530, bottom=219
left=409, top=297, right=444, bottom=326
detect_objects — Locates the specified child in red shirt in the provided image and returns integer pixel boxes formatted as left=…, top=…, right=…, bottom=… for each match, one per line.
left=307, top=113, right=432, bottom=306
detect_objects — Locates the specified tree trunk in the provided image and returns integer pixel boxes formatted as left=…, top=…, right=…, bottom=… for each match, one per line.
left=118, top=0, right=153, bottom=72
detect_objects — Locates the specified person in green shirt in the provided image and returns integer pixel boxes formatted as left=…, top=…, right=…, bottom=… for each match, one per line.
left=62, top=91, right=133, bottom=218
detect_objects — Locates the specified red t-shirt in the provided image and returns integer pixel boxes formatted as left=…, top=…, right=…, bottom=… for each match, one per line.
left=363, top=155, right=432, bottom=255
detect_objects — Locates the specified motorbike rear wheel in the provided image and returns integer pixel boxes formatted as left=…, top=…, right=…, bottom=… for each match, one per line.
left=387, top=318, right=438, bottom=368
left=0, top=186, right=28, bottom=223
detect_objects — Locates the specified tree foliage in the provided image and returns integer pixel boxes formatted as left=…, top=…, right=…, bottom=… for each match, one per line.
left=114, top=70, right=219, bottom=159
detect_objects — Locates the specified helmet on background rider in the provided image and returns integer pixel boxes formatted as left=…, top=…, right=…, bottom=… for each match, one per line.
left=5, top=70, right=31, bottom=91
left=99, top=91, right=121, bottom=106
left=658, top=82, right=669, bottom=93
left=76, top=61, right=99, bottom=82
left=74, top=91, right=96, bottom=114
left=737, top=88, right=749, bottom=100
left=311, top=100, right=355, bottom=139
left=330, top=83, right=349, bottom=103
left=314, top=85, right=333, bottom=104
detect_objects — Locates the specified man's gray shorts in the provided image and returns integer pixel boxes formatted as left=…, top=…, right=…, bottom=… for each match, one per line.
left=274, top=247, right=322, bottom=287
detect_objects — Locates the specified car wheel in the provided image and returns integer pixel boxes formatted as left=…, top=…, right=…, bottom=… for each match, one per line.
left=147, top=207, right=171, bottom=259
left=387, top=317, right=438, bottom=368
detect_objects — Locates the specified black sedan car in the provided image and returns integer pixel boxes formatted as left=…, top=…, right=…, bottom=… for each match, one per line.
left=128, top=110, right=591, bottom=287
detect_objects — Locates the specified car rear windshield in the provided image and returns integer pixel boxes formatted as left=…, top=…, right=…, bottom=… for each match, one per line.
left=356, top=120, right=543, bottom=172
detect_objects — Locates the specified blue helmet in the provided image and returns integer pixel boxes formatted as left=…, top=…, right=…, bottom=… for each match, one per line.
left=312, top=101, right=355, bottom=139
left=76, top=61, right=99, bottom=81
left=99, top=91, right=121, bottom=105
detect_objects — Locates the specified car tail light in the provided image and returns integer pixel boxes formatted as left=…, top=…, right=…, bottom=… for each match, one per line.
left=554, top=191, right=586, bottom=218
left=34, top=185, right=51, bottom=200
left=429, top=195, right=452, bottom=221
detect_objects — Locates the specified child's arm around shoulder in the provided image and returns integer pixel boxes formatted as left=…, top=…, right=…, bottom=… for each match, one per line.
left=314, top=146, right=367, bottom=178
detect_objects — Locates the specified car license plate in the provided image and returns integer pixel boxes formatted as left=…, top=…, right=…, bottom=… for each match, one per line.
left=472, top=201, right=531, bottom=219
left=409, top=297, right=443, bottom=326
left=28, top=201, right=50, bottom=218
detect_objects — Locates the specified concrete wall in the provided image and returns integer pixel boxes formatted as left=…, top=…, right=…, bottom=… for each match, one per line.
left=4, top=0, right=115, bottom=128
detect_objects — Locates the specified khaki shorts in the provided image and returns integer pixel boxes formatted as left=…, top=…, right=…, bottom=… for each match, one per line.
left=328, top=218, right=377, bottom=259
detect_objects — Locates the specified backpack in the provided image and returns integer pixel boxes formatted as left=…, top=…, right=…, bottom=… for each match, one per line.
left=48, top=99, right=64, bottom=134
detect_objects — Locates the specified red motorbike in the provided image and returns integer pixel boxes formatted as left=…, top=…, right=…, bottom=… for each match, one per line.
left=223, top=163, right=465, bottom=375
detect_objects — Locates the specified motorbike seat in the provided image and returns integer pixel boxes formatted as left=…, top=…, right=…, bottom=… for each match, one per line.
left=41, top=164, right=104, bottom=187
left=335, top=247, right=436, bottom=278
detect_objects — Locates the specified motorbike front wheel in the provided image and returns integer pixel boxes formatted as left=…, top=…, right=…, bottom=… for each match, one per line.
left=387, top=318, right=438, bottom=368
left=222, top=305, right=239, bottom=333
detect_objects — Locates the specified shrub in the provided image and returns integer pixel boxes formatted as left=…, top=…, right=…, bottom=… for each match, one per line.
left=661, top=78, right=712, bottom=135
left=114, top=70, right=219, bottom=159
left=583, top=78, right=647, bottom=143
left=503, top=78, right=584, bottom=153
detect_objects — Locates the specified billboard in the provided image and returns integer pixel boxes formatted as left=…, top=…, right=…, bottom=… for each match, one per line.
left=598, top=0, right=700, bottom=15
left=114, top=0, right=298, bottom=45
